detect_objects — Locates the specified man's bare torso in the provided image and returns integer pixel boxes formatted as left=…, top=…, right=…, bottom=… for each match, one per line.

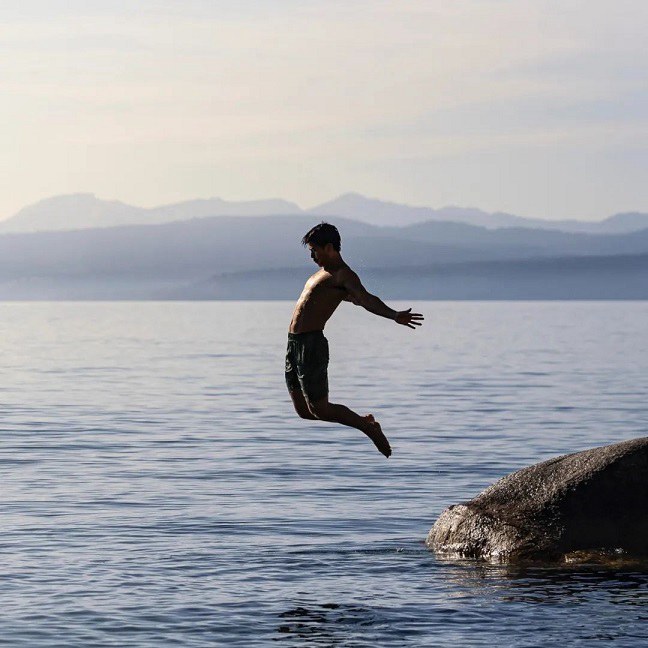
left=289, top=268, right=348, bottom=333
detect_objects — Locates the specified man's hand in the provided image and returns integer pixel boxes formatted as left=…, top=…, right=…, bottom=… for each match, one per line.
left=395, top=308, right=424, bottom=329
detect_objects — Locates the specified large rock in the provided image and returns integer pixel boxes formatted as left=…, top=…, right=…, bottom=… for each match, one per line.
left=427, top=437, right=648, bottom=561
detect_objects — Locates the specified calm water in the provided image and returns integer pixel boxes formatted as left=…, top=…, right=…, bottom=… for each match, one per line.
left=1, top=301, right=647, bottom=647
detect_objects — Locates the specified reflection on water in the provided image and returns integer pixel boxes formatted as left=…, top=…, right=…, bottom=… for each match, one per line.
left=440, top=559, right=648, bottom=606
left=276, top=603, right=378, bottom=643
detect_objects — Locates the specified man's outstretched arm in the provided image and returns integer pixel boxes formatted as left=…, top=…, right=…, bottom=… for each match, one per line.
left=340, top=268, right=424, bottom=329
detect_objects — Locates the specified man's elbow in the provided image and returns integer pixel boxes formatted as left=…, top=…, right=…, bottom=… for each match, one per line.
left=358, top=293, right=376, bottom=310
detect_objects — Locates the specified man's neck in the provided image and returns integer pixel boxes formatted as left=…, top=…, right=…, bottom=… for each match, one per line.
left=321, top=255, right=346, bottom=273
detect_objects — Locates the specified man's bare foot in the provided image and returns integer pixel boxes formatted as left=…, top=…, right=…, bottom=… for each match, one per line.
left=361, top=416, right=391, bottom=458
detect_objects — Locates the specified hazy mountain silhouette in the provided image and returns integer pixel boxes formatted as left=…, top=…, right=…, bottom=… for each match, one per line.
left=377, top=220, right=648, bottom=256
left=0, top=194, right=145, bottom=233
left=2, top=192, right=648, bottom=235
left=0, top=213, right=648, bottom=299
left=165, top=254, right=648, bottom=301
left=600, top=212, right=648, bottom=233
left=0, top=193, right=303, bottom=233
left=150, top=197, right=302, bottom=222
left=310, top=193, right=648, bottom=234
left=309, top=192, right=524, bottom=228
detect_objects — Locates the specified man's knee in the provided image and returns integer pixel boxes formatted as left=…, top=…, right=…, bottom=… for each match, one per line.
left=289, top=390, right=318, bottom=420
left=308, top=398, right=331, bottom=420
left=293, top=402, right=313, bottom=419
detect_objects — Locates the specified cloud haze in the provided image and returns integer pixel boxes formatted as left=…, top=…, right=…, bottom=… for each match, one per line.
left=1, top=0, right=646, bottom=220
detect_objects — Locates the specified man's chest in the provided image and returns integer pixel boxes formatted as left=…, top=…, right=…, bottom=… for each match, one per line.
left=305, top=271, right=341, bottom=295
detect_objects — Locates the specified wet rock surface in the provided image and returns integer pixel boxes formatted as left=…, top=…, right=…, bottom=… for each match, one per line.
left=427, top=437, right=648, bottom=561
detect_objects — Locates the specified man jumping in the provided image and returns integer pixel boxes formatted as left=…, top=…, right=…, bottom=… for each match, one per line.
left=285, top=222, right=424, bottom=458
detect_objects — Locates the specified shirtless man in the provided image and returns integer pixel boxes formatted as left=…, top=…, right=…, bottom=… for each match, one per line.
left=285, top=222, right=424, bottom=457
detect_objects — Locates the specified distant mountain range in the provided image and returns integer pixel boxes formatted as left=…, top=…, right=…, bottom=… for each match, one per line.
left=311, top=193, right=648, bottom=234
left=163, top=254, right=648, bottom=301
left=2, top=192, right=648, bottom=234
left=0, top=193, right=303, bottom=233
left=0, top=212, right=648, bottom=299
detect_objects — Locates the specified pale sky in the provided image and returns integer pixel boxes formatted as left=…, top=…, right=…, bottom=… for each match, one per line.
left=1, top=0, right=647, bottom=221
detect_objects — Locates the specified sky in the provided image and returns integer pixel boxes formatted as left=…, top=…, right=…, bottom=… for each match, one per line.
left=1, top=0, right=647, bottom=222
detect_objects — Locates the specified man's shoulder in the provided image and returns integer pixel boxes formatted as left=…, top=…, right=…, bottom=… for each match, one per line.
left=334, top=264, right=358, bottom=282
left=331, top=265, right=365, bottom=293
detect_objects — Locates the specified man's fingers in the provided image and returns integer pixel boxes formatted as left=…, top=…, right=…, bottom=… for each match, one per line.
left=397, top=310, right=424, bottom=329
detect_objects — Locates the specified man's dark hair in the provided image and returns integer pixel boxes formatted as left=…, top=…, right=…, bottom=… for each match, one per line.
left=301, top=222, right=341, bottom=252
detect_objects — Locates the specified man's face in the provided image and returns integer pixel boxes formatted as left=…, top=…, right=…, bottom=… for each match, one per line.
left=308, top=244, right=326, bottom=266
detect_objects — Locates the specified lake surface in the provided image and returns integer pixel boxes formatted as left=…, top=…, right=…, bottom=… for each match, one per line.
left=1, top=301, right=646, bottom=646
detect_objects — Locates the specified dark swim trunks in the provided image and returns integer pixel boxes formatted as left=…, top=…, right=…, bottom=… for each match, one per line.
left=285, top=330, right=329, bottom=402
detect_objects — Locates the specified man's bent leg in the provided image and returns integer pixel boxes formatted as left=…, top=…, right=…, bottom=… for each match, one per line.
left=308, top=397, right=392, bottom=458
left=289, top=389, right=318, bottom=420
